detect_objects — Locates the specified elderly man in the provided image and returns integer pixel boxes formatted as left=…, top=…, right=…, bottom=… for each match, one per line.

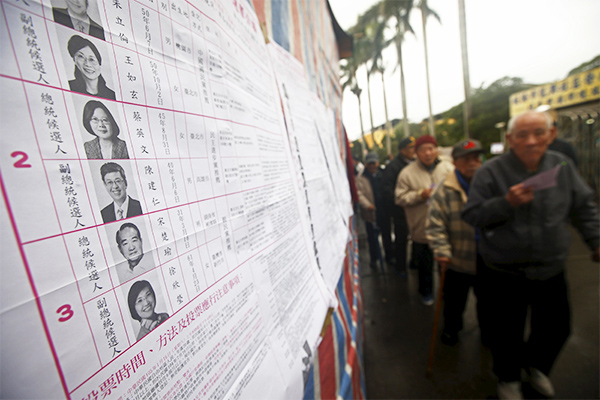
left=462, top=111, right=599, bottom=400
left=396, top=135, right=453, bottom=304
left=115, top=222, right=156, bottom=283
left=357, top=152, right=385, bottom=270
left=100, top=162, right=143, bottom=223
left=426, top=139, right=486, bottom=346
left=381, top=136, right=416, bottom=275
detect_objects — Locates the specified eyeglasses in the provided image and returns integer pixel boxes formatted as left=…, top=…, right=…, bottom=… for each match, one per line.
left=90, top=117, right=110, bottom=125
left=74, top=52, right=99, bottom=65
left=104, top=178, right=124, bottom=186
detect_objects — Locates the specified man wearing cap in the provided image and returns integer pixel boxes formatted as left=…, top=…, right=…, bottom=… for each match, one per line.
left=357, top=152, right=385, bottom=270
left=395, top=135, right=454, bottom=305
left=426, top=139, right=487, bottom=346
left=381, top=136, right=416, bottom=274
left=462, top=110, right=599, bottom=399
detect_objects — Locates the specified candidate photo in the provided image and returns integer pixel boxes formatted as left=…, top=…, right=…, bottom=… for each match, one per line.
left=67, top=35, right=115, bottom=99
left=100, top=162, right=142, bottom=223
left=53, top=0, right=105, bottom=40
left=127, top=280, right=169, bottom=341
left=115, top=222, right=156, bottom=283
left=83, top=100, right=129, bottom=159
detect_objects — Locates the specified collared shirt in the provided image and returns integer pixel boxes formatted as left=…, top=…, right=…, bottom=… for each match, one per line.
left=67, top=10, right=91, bottom=35
left=115, top=252, right=156, bottom=284
left=114, top=196, right=130, bottom=220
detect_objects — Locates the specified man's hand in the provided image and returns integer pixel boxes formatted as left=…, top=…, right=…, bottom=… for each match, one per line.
left=421, top=188, right=433, bottom=200
left=593, top=247, right=600, bottom=263
left=505, top=183, right=534, bottom=207
left=435, top=256, right=451, bottom=271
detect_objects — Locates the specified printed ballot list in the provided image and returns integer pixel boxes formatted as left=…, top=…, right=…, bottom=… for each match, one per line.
left=0, top=0, right=340, bottom=398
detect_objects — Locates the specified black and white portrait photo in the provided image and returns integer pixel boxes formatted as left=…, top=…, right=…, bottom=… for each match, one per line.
left=52, top=0, right=105, bottom=40
left=66, top=35, right=115, bottom=99
left=97, top=162, right=143, bottom=223
left=82, top=100, right=129, bottom=159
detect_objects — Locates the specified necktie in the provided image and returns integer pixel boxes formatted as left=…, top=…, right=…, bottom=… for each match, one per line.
left=76, top=21, right=85, bottom=33
left=117, top=209, right=124, bottom=220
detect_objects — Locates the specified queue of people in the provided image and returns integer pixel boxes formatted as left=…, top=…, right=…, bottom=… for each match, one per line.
left=354, top=110, right=599, bottom=400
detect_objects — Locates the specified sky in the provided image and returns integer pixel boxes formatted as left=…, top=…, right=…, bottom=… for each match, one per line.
left=328, top=0, right=600, bottom=141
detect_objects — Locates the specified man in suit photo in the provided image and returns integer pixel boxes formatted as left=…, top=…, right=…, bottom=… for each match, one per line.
left=115, top=222, right=156, bottom=283
left=100, top=162, right=143, bottom=223
left=53, top=0, right=105, bottom=40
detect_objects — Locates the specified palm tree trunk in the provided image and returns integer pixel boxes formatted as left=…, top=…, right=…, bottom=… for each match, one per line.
left=421, top=1, right=436, bottom=138
left=396, top=38, right=410, bottom=139
left=356, top=92, right=370, bottom=152
left=366, top=67, right=376, bottom=141
left=458, top=0, right=471, bottom=138
left=381, top=73, right=392, bottom=156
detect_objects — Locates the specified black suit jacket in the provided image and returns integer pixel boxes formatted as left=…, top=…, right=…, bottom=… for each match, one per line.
left=53, top=7, right=105, bottom=41
left=101, top=197, right=143, bottom=223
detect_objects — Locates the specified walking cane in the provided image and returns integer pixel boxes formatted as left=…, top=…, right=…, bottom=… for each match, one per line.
left=426, top=263, right=448, bottom=377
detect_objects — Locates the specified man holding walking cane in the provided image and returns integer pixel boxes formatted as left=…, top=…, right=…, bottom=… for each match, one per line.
left=425, top=139, right=488, bottom=347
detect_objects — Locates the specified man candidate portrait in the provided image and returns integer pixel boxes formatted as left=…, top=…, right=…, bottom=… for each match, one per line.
left=115, top=222, right=156, bottom=283
left=100, top=162, right=143, bottom=223
left=53, top=0, right=105, bottom=40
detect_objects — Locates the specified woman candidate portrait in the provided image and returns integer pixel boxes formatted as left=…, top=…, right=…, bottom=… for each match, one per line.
left=82, top=100, right=129, bottom=159
left=127, top=280, right=169, bottom=341
left=67, top=35, right=115, bottom=100
left=53, top=0, right=105, bottom=40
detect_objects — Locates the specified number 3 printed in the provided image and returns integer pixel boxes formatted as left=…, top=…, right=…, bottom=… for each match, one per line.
left=56, top=304, right=74, bottom=322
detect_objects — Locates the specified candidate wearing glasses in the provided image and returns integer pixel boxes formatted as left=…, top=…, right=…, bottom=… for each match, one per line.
left=100, top=162, right=143, bottom=223
left=83, top=100, right=129, bottom=159
left=67, top=35, right=115, bottom=99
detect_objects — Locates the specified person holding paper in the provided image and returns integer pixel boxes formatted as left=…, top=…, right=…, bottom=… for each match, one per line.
left=356, top=152, right=385, bottom=270
left=127, top=280, right=169, bottom=341
left=100, top=162, right=143, bottom=223
left=395, top=135, right=453, bottom=305
left=462, top=110, right=600, bottom=400
left=426, top=139, right=487, bottom=346
left=67, top=35, right=115, bottom=99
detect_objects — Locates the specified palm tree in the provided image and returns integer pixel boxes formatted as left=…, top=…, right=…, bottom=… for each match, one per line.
left=418, top=0, right=441, bottom=138
left=458, top=0, right=471, bottom=138
left=369, top=22, right=394, bottom=156
left=377, top=0, right=415, bottom=139
left=353, top=0, right=414, bottom=153
left=341, top=55, right=370, bottom=153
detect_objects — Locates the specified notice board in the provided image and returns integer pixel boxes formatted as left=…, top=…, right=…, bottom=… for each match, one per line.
left=0, top=0, right=363, bottom=398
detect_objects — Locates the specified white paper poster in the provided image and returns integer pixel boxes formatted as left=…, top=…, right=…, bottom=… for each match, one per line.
left=0, top=0, right=337, bottom=398
left=269, top=42, right=351, bottom=292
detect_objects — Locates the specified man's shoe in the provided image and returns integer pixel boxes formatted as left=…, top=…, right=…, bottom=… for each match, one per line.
left=441, top=331, right=458, bottom=346
left=529, top=368, right=555, bottom=398
left=421, top=294, right=434, bottom=306
left=497, top=381, right=523, bottom=400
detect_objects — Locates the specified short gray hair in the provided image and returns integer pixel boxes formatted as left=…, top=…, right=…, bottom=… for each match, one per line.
left=507, top=110, right=553, bottom=134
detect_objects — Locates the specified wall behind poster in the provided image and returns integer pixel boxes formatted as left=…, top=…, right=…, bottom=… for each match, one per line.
left=0, top=0, right=359, bottom=398
left=252, top=0, right=366, bottom=399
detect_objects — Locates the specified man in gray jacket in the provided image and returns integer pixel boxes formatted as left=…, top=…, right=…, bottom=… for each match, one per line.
left=462, top=110, right=599, bottom=400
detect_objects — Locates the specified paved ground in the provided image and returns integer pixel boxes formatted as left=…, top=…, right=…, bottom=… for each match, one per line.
left=357, top=221, right=599, bottom=399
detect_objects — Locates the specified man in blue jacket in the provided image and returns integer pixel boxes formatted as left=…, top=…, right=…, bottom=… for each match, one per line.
left=462, top=110, right=599, bottom=400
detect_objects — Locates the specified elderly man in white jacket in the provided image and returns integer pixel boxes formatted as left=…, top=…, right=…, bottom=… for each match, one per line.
left=395, top=135, right=454, bottom=305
